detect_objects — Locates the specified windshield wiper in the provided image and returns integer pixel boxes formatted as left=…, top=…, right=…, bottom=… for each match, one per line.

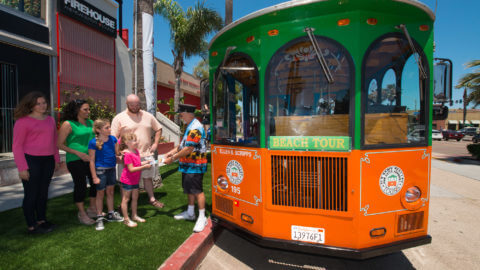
left=304, top=27, right=334, bottom=84
left=396, top=24, right=428, bottom=80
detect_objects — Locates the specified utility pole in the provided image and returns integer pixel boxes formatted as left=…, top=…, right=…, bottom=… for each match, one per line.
left=463, top=88, right=467, bottom=129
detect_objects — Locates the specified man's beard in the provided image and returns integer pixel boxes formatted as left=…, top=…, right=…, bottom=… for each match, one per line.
left=127, top=106, right=140, bottom=114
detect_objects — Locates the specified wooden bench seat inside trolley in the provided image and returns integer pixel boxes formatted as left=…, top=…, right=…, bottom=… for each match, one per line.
left=274, top=113, right=408, bottom=144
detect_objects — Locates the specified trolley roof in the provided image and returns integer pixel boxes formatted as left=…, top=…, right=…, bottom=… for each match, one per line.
left=209, top=0, right=434, bottom=49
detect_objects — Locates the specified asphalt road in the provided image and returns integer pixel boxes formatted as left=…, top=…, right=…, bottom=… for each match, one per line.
left=432, top=139, right=473, bottom=157
left=198, top=143, right=480, bottom=270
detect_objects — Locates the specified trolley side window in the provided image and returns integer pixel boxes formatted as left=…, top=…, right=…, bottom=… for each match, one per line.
left=362, top=34, right=429, bottom=146
left=213, top=53, right=259, bottom=146
left=265, top=36, right=354, bottom=142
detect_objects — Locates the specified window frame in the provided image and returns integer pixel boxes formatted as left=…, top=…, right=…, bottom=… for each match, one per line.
left=360, top=32, right=430, bottom=149
left=212, top=52, right=260, bottom=147
left=0, top=0, right=47, bottom=25
left=264, top=35, right=356, bottom=148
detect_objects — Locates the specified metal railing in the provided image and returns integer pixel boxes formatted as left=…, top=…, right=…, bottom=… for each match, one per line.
left=1, top=63, right=18, bottom=153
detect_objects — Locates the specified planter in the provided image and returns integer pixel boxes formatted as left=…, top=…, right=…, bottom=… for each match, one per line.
left=157, top=142, right=175, bottom=154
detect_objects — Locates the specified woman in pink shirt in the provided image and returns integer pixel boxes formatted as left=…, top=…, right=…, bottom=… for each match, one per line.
left=12, top=92, right=60, bottom=234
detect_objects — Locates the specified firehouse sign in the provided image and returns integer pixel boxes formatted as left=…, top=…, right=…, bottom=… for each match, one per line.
left=226, top=160, right=244, bottom=185
left=379, top=166, right=405, bottom=196
left=58, top=0, right=117, bottom=37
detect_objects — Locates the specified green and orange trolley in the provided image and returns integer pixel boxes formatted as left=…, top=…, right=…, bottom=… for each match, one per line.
left=208, top=0, right=450, bottom=259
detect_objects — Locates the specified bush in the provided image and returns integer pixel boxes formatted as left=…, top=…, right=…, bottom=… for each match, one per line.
left=467, top=143, right=480, bottom=160
left=56, top=87, right=115, bottom=121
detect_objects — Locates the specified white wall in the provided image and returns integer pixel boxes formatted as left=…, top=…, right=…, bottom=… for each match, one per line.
left=115, top=37, right=132, bottom=113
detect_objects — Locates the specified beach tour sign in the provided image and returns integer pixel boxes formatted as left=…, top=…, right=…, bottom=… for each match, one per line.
left=269, top=136, right=351, bottom=151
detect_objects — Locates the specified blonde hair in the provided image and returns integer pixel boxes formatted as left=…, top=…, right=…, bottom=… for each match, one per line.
left=92, top=119, right=109, bottom=150
left=119, top=132, right=137, bottom=151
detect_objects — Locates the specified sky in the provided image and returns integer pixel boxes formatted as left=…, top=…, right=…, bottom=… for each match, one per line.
left=120, top=0, right=480, bottom=109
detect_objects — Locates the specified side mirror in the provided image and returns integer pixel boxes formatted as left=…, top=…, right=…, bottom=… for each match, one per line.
left=433, top=58, right=453, bottom=106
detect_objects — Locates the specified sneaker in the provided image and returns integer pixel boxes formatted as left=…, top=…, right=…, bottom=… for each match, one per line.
left=106, top=211, right=124, bottom=222
left=123, top=219, right=137, bottom=228
left=193, top=216, right=208, bottom=233
left=95, top=217, right=105, bottom=231
left=174, top=211, right=196, bottom=221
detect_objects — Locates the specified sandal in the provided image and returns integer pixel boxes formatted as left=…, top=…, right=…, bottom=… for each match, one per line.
left=86, top=208, right=98, bottom=219
left=132, top=216, right=146, bottom=223
left=149, top=200, right=164, bottom=208
left=78, top=213, right=95, bottom=225
left=123, top=219, right=137, bottom=228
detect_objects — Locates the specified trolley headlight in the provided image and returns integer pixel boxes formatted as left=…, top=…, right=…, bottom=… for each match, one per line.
left=405, top=186, right=421, bottom=203
left=217, top=175, right=228, bottom=190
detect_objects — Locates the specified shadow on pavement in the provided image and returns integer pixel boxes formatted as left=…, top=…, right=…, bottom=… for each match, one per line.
left=213, top=228, right=415, bottom=270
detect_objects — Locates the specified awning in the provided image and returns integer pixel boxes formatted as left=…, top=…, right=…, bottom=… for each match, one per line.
left=471, top=120, right=480, bottom=124
left=459, top=120, right=470, bottom=124
left=448, top=120, right=458, bottom=124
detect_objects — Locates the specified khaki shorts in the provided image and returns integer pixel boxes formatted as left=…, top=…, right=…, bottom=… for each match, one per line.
left=140, top=156, right=158, bottom=179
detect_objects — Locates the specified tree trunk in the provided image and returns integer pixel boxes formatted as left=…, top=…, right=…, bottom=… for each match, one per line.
left=173, top=55, right=184, bottom=125
left=225, top=0, right=233, bottom=25
left=135, top=0, right=154, bottom=110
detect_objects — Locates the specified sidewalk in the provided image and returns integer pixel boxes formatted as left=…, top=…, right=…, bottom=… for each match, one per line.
left=0, top=174, right=73, bottom=212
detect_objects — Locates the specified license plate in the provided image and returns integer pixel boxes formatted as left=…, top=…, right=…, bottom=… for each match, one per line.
left=291, top=225, right=325, bottom=244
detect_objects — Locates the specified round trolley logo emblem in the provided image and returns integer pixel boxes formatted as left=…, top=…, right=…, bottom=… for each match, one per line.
left=379, top=166, right=405, bottom=196
left=226, top=160, right=244, bottom=185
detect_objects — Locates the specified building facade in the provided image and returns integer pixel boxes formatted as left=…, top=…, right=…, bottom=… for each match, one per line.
left=155, top=57, right=201, bottom=117
left=434, top=109, right=480, bottom=131
left=0, top=0, right=131, bottom=186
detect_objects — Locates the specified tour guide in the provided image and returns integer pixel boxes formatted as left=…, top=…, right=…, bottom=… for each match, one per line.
left=164, top=104, right=208, bottom=232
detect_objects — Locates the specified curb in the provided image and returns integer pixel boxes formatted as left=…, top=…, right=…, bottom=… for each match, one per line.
left=159, top=218, right=215, bottom=270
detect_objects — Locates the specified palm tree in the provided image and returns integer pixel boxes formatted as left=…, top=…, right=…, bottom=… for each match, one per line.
left=456, top=60, right=480, bottom=107
left=193, top=59, right=209, bottom=80
left=154, top=0, right=223, bottom=124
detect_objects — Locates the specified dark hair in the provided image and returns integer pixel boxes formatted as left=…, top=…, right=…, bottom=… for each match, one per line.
left=14, top=91, right=49, bottom=120
left=61, top=99, right=88, bottom=122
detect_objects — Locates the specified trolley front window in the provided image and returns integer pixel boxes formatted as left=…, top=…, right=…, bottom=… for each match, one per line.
left=265, top=35, right=354, bottom=150
left=213, top=53, right=259, bottom=146
left=362, top=34, right=429, bottom=146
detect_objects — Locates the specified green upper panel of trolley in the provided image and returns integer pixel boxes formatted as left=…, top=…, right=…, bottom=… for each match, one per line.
left=209, top=0, right=434, bottom=51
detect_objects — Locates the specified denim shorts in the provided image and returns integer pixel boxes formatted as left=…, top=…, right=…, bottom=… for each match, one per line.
left=121, top=183, right=139, bottom=191
left=95, top=167, right=116, bottom=191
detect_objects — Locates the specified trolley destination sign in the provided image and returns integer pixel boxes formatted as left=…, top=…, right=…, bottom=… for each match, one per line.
left=269, top=136, right=351, bottom=151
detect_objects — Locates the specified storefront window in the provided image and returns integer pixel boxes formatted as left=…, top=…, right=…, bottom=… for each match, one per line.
left=265, top=36, right=354, bottom=139
left=213, top=53, right=259, bottom=146
left=363, top=34, right=428, bottom=146
left=0, top=0, right=46, bottom=20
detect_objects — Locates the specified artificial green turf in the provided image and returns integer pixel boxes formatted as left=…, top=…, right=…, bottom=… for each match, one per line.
left=0, top=163, right=212, bottom=270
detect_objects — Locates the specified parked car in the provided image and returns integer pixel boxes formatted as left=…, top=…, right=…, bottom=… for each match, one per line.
left=473, top=133, right=480, bottom=143
left=458, top=127, right=478, bottom=136
left=407, top=129, right=425, bottom=143
left=432, top=129, right=443, bottom=141
left=442, top=130, right=465, bottom=141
